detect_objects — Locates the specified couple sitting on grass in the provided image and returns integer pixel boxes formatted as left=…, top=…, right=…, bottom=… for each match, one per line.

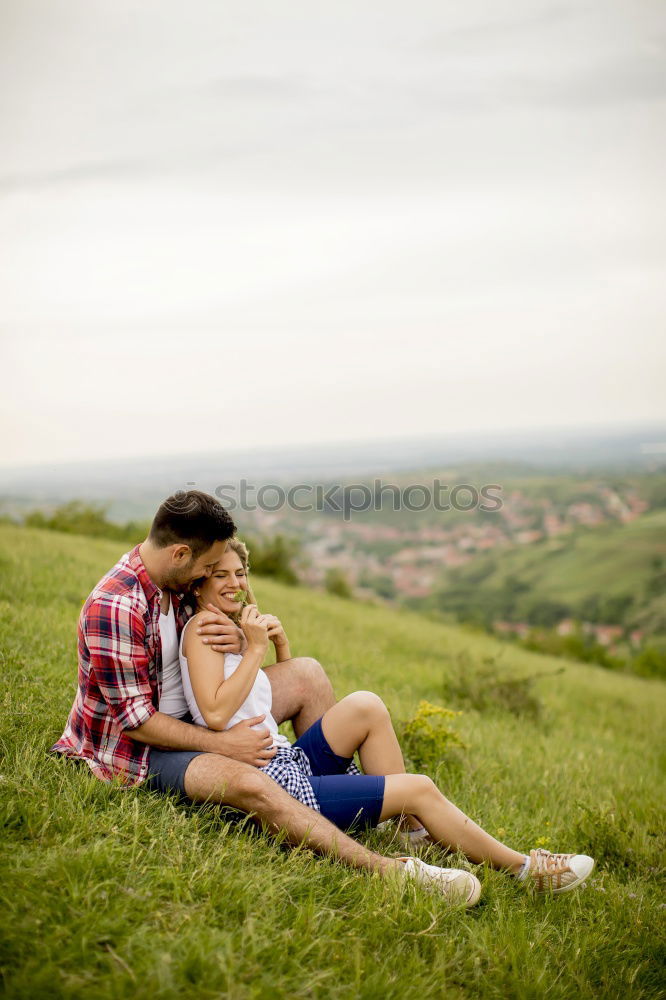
left=53, top=490, right=594, bottom=907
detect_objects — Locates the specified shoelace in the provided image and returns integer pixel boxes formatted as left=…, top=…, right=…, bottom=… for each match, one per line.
left=431, top=868, right=460, bottom=884
left=529, top=849, right=574, bottom=890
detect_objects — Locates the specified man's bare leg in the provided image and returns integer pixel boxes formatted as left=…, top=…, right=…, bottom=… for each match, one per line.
left=184, top=752, right=397, bottom=875
left=265, top=657, right=336, bottom=737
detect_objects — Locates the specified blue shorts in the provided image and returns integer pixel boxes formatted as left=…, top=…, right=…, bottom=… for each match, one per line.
left=295, top=718, right=385, bottom=831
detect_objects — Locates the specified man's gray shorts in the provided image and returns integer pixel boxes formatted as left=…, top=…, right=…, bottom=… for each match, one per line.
left=144, top=747, right=205, bottom=802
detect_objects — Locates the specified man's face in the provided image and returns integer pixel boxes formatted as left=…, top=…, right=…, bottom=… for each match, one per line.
left=167, top=539, right=229, bottom=590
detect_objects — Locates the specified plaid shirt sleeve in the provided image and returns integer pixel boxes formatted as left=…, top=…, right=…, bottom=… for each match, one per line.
left=84, top=594, right=157, bottom=731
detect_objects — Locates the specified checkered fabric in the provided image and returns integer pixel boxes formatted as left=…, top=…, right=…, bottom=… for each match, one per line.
left=262, top=746, right=361, bottom=810
left=51, top=546, right=190, bottom=786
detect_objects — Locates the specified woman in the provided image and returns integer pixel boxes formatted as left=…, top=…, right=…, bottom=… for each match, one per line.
left=177, top=539, right=594, bottom=906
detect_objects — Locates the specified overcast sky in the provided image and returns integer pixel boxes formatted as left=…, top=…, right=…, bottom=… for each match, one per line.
left=1, top=0, right=664, bottom=467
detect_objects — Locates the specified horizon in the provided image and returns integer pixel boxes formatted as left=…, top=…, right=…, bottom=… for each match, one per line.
left=1, top=417, right=665, bottom=475
left=1, top=420, right=664, bottom=511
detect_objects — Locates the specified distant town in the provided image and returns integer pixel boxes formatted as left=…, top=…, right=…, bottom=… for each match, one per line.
left=244, top=481, right=647, bottom=595
left=239, top=476, right=660, bottom=656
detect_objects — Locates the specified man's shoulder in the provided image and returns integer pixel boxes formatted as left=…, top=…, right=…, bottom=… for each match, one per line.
left=84, top=552, right=149, bottom=616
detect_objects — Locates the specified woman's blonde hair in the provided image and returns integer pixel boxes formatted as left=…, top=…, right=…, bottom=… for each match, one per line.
left=226, top=537, right=258, bottom=609
left=185, top=536, right=258, bottom=617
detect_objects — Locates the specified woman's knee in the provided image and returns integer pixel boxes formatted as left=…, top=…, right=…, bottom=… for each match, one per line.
left=382, top=772, right=438, bottom=819
left=409, top=773, right=438, bottom=803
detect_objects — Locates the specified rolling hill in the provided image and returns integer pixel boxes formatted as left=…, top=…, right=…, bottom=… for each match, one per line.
left=429, top=509, right=666, bottom=636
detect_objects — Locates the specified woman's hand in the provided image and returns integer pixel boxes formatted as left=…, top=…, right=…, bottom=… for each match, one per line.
left=257, top=613, right=288, bottom=647
left=256, top=612, right=291, bottom=661
left=240, top=604, right=269, bottom=653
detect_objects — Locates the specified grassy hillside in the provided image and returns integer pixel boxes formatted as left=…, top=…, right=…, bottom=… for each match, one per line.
left=430, top=509, right=666, bottom=631
left=0, top=525, right=664, bottom=999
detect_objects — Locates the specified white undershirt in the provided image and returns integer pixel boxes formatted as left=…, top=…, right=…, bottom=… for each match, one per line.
left=158, top=597, right=189, bottom=718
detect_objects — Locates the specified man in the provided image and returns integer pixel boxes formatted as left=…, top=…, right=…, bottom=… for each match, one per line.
left=52, top=490, right=402, bottom=878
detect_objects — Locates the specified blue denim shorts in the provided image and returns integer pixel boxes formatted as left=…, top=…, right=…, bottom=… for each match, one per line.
left=295, top=717, right=386, bottom=831
left=306, top=773, right=385, bottom=831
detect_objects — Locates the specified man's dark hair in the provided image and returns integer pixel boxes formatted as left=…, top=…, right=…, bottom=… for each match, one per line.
left=149, top=491, right=235, bottom=558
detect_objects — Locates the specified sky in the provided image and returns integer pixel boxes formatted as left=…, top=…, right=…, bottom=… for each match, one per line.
left=1, top=0, right=665, bottom=467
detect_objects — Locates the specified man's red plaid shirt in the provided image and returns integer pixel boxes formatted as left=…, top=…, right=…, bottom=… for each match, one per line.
left=52, top=545, right=191, bottom=785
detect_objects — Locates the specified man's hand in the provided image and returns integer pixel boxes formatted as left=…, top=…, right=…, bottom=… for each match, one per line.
left=214, top=715, right=277, bottom=767
left=128, top=711, right=276, bottom=767
left=196, top=604, right=243, bottom=654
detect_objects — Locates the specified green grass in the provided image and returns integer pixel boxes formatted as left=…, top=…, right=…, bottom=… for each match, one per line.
left=1, top=524, right=665, bottom=999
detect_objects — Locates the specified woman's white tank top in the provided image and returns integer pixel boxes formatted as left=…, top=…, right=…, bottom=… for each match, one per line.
left=178, top=618, right=289, bottom=746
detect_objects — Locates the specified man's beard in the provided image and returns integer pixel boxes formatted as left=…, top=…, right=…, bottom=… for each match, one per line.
left=163, top=563, right=196, bottom=592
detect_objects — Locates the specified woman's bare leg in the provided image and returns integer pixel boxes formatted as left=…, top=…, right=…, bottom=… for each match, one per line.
left=380, top=773, right=526, bottom=871
left=320, top=692, right=422, bottom=830
left=321, top=692, right=405, bottom=772
left=318, top=696, right=528, bottom=870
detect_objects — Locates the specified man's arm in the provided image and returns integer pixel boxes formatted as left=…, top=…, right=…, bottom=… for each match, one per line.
left=86, top=595, right=275, bottom=767
left=128, top=712, right=277, bottom=768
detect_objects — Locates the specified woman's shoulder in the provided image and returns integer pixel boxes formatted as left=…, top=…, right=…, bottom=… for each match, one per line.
left=180, top=611, right=206, bottom=653
left=186, top=610, right=207, bottom=626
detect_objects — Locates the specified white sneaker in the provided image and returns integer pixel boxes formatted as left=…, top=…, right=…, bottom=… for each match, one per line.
left=526, top=849, right=595, bottom=893
left=398, top=856, right=482, bottom=907
left=398, top=825, right=433, bottom=848
left=377, top=819, right=434, bottom=847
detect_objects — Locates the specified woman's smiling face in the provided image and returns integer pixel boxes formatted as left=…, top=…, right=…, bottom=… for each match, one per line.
left=197, top=547, right=248, bottom=613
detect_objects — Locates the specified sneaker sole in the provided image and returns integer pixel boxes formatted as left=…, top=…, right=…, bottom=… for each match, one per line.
left=464, top=874, right=482, bottom=907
